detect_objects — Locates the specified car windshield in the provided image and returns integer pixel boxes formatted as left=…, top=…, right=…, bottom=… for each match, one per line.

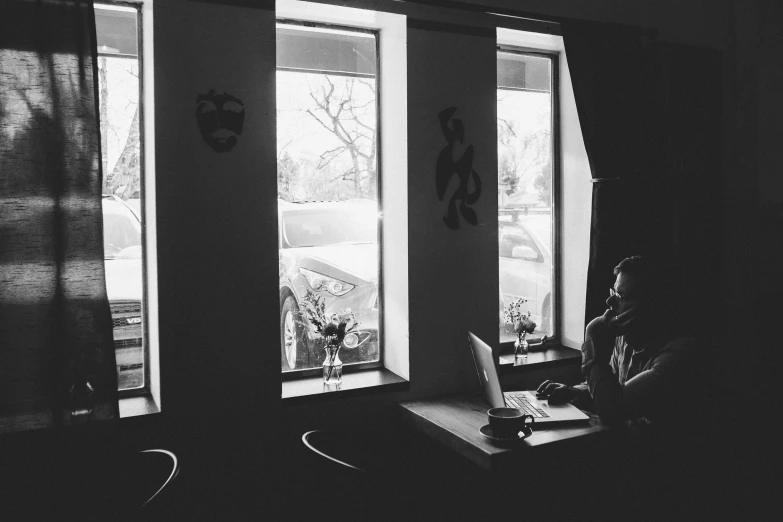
left=103, top=201, right=142, bottom=259
left=282, top=207, right=377, bottom=248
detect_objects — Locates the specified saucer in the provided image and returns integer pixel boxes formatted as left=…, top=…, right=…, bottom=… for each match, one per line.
left=479, top=424, right=533, bottom=443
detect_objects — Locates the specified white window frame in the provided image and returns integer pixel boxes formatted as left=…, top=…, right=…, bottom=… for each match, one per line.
left=497, top=47, right=559, bottom=350
left=277, top=0, right=409, bottom=380
left=95, top=0, right=159, bottom=417
left=497, top=28, right=591, bottom=349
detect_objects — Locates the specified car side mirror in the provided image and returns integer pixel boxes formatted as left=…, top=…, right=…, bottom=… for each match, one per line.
left=511, top=245, right=538, bottom=261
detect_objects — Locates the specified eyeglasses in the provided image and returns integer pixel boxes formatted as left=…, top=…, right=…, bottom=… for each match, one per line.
left=608, top=287, right=628, bottom=302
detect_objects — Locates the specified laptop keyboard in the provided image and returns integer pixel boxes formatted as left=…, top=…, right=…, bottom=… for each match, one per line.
left=505, top=393, right=550, bottom=418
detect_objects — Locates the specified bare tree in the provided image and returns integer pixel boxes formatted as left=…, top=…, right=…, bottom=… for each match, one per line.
left=107, top=105, right=140, bottom=199
left=98, top=60, right=140, bottom=199
left=304, top=76, right=377, bottom=200
left=277, top=143, right=298, bottom=202
left=534, top=158, right=553, bottom=205
left=497, top=116, right=550, bottom=202
left=498, top=117, right=521, bottom=195
left=99, top=57, right=109, bottom=183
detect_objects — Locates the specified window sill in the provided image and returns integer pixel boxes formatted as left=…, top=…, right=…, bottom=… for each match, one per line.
left=282, top=368, right=409, bottom=405
left=119, top=395, right=160, bottom=418
left=0, top=395, right=159, bottom=433
left=497, top=344, right=581, bottom=375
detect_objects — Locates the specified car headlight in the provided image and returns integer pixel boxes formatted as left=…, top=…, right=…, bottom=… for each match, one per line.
left=299, top=268, right=355, bottom=296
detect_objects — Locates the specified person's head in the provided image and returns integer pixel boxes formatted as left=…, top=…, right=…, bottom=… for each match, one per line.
left=607, top=255, right=683, bottom=337
left=606, top=255, right=657, bottom=316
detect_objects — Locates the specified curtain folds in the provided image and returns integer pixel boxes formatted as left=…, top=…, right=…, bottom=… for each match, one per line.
left=1, top=0, right=118, bottom=433
left=562, top=19, right=723, bottom=335
left=560, top=19, right=675, bottom=325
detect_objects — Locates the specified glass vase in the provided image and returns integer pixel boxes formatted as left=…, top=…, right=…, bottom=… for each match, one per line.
left=323, top=345, right=343, bottom=385
left=514, top=333, right=528, bottom=362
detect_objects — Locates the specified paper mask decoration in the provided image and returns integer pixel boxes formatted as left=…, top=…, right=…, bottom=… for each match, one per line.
left=196, top=89, right=245, bottom=153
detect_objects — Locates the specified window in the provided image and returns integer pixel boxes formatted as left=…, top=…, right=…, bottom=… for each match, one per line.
left=95, top=3, right=149, bottom=395
left=277, top=22, right=381, bottom=375
left=497, top=50, right=557, bottom=346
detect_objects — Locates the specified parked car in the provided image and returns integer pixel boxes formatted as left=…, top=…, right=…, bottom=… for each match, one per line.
left=124, top=198, right=141, bottom=221
left=279, top=200, right=379, bottom=371
left=498, top=220, right=552, bottom=340
left=102, top=196, right=145, bottom=391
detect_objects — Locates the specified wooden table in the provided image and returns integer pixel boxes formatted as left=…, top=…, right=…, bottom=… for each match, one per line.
left=398, top=392, right=697, bottom=520
left=399, top=391, right=615, bottom=473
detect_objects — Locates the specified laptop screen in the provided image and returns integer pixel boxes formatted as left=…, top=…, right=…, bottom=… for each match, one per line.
left=468, top=331, right=506, bottom=409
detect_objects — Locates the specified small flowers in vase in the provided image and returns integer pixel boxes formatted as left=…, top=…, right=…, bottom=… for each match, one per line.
left=502, top=298, right=536, bottom=360
left=300, top=289, right=360, bottom=384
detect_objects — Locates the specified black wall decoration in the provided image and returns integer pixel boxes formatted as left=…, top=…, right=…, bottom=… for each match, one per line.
left=435, top=107, right=482, bottom=230
left=196, top=89, right=245, bottom=152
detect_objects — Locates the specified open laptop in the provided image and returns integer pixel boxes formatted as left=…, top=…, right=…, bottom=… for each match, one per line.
left=468, top=331, right=590, bottom=425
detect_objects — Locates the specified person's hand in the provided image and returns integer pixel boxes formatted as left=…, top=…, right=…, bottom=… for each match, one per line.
left=585, top=307, right=638, bottom=341
left=535, top=380, right=574, bottom=405
left=583, top=307, right=638, bottom=365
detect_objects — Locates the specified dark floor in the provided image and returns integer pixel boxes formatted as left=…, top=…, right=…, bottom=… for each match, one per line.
left=1, top=408, right=763, bottom=521
left=274, top=422, right=748, bottom=522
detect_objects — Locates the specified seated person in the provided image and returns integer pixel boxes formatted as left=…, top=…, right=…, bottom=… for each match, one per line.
left=536, top=255, right=706, bottom=428
left=537, top=255, right=717, bottom=516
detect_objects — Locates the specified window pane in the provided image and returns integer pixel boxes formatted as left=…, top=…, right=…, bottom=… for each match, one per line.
left=277, top=24, right=380, bottom=373
left=96, top=4, right=145, bottom=392
left=498, top=52, right=554, bottom=344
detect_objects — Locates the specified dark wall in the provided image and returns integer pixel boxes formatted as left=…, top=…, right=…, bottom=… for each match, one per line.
left=151, top=0, right=279, bottom=517
left=8, top=0, right=781, bottom=517
left=148, top=0, right=763, bottom=516
left=723, top=0, right=783, bottom=501
left=472, top=0, right=730, bottom=48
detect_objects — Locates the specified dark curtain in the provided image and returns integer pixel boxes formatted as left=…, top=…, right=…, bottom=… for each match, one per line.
left=0, top=0, right=118, bottom=433
left=562, top=20, right=726, bottom=514
left=653, top=42, right=723, bottom=341
left=561, top=19, right=722, bottom=333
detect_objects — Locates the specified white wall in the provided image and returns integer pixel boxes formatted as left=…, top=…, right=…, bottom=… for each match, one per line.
left=406, top=22, right=499, bottom=397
